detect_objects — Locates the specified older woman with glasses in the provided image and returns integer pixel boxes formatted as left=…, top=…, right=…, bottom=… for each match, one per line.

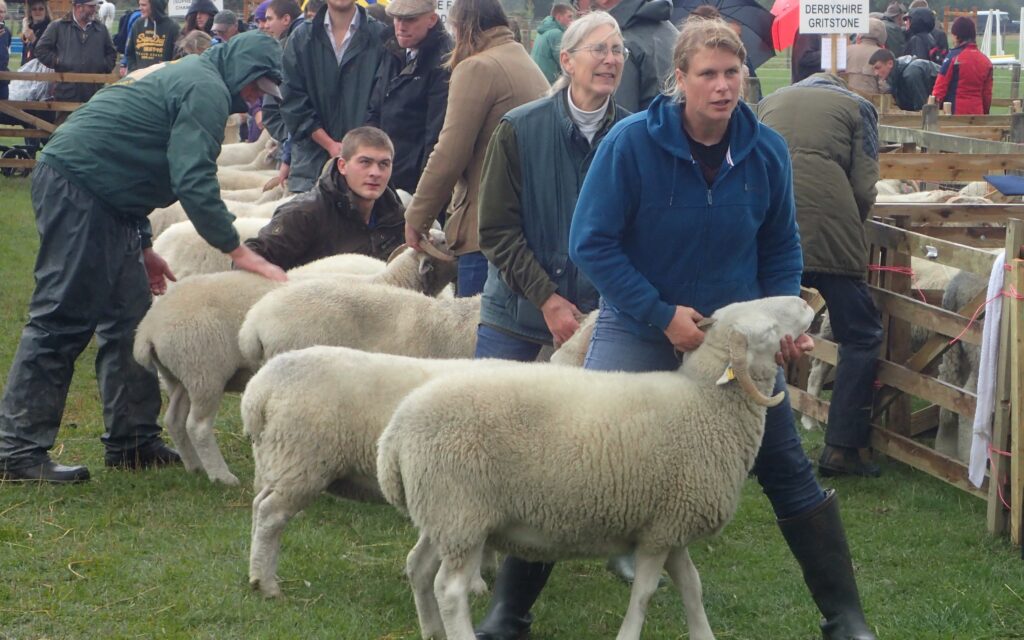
left=470, top=11, right=631, bottom=639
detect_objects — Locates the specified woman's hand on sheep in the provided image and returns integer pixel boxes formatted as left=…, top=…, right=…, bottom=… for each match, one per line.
left=142, top=248, right=177, bottom=296
left=541, top=293, right=581, bottom=346
left=775, top=333, right=815, bottom=366
left=664, top=306, right=705, bottom=352
left=404, top=223, right=424, bottom=251
left=229, top=245, right=288, bottom=282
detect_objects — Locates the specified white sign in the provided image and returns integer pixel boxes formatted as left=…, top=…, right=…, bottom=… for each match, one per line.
left=169, top=0, right=224, bottom=19
left=435, top=0, right=453, bottom=23
left=820, top=35, right=848, bottom=71
left=799, top=0, right=869, bottom=35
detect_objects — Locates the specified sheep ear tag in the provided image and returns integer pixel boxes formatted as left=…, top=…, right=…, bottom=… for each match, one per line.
left=716, top=366, right=736, bottom=386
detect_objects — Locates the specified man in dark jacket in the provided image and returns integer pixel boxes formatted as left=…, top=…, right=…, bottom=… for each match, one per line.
left=759, top=74, right=884, bottom=478
left=246, top=127, right=406, bottom=269
left=870, top=48, right=938, bottom=111
left=124, top=0, right=180, bottom=72
left=280, top=0, right=386, bottom=192
left=365, top=0, right=452, bottom=194
left=592, top=0, right=677, bottom=112
left=34, top=0, right=117, bottom=103
left=880, top=2, right=906, bottom=58
left=0, top=32, right=287, bottom=484
left=791, top=32, right=821, bottom=83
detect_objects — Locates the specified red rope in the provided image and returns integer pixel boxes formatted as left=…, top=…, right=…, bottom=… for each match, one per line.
left=947, top=284, right=1024, bottom=346
left=867, top=264, right=928, bottom=302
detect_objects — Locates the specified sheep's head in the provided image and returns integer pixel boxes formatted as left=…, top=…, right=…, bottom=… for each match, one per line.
left=385, top=230, right=458, bottom=296
left=704, top=297, right=814, bottom=407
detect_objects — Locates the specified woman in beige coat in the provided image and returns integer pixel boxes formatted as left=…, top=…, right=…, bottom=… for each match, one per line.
left=402, top=0, right=549, bottom=297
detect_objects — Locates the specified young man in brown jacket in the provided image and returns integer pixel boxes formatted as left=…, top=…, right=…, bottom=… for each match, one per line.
left=245, top=127, right=406, bottom=270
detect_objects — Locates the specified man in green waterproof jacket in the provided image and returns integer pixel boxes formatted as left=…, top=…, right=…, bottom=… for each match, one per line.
left=0, top=31, right=288, bottom=485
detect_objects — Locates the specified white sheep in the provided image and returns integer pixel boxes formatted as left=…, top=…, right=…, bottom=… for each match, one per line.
left=875, top=190, right=959, bottom=204
left=376, top=296, right=815, bottom=640
left=218, top=129, right=273, bottom=166
left=133, top=241, right=457, bottom=485
left=149, top=196, right=293, bottom=240
left=217, top=168, right=280, bottom=191
left=152, top=218, right=270, bottom=281
left=221, top=183, right=287, bottom=203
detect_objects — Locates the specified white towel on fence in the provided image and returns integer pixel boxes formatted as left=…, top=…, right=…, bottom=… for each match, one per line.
left=969, top=250, right=1006, bottom=488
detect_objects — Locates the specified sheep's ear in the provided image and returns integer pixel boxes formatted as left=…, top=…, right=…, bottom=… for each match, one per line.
left=716, top=365, right=735, bottom=386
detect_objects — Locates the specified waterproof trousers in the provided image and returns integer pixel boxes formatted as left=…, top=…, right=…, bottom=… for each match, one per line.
left=0, top=163, right=162, bottom=470
left=801, top=273, right=884, bottom=450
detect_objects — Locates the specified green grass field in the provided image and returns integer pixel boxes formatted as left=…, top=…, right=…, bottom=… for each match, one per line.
left=1, top=175, right=1024, bottom=639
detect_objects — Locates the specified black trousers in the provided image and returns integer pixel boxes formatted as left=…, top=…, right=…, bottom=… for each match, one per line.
left=0, top=163, right=162, bottom=469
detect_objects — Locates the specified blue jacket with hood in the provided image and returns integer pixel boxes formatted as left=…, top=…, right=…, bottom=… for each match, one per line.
left=569, top=92, right=802, bottom=343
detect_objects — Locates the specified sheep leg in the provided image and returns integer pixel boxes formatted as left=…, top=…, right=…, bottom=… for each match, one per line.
left=185, top=393, right=239, bottom=485
left=161, top=380, right=202, bottom=472
left=434, top=543, right=484, bottom=640
left=665, top=546, right=714, bottom=640
left=406, top=533, right=446, bottom=640
left=801, top=359, right=831, bottom=431
left=249, top=488, right=302, bottom=598
left=616, top=548, right=670, bottom=640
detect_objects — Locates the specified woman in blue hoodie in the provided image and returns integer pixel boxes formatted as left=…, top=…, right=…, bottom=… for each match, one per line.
left=567, top=17, right=877, bottom=640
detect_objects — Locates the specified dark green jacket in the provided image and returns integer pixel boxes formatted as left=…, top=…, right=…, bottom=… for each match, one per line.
left=280, top=5, right=386, bottom=192
left=758, top=75, right=879, bottom=278
left=40, top=31, right=283, bottom=252
left=530, top=16, right=564, bottom=84
left=478, top=89, right=629, bottom=343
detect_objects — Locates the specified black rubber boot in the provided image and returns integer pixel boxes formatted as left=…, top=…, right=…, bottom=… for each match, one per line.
left=105, top=441, right=181, bottom=470
left=474, top=557, right=554, bottom=640
left=778, top=490, right=877, bottom=640
left=1, top=459, right=90, bottom=483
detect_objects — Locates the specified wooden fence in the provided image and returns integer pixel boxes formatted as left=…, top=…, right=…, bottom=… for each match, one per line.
left=0, top=71, right=120, bottom=172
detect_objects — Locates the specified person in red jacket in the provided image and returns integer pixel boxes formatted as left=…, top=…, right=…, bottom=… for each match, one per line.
left=932, top=16, right=992, bottom=114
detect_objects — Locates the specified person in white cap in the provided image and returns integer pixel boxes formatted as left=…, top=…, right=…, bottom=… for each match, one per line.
left=33, top=0, right=117, bottom=103
left=364, top=0, right=452, bottom=194
left=0, top=32, right=287, bottom=485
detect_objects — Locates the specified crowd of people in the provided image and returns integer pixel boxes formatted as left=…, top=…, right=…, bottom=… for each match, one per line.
left=0, top=0, right=1012, bottom=636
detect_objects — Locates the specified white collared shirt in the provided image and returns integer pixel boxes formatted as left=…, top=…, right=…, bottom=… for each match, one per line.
left=324, top=8, right=361, bottom=64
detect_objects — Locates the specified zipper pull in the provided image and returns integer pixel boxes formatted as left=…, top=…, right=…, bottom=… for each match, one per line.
left=707, top=190, right=712, bottom=205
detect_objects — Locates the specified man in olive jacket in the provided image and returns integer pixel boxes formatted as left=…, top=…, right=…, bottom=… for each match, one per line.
left=0, top=32, right=287, bottom=484
left=34, top=0, right=117, bottom=103
left=758, top=74, right=884, bottom=478
left=246, top=127, right=406, bottom=269
left=280, top=0, right=386, bottom=192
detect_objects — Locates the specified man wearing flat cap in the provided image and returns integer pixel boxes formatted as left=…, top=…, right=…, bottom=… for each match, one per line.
left=34, top=0, right=117, bottom=103
left=365, top=0, right=452, bottom=194
left=880, top=2, right=906, bottom=58
left=0, top=32, right=288, bottom=484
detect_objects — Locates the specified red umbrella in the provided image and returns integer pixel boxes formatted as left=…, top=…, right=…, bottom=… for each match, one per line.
left=770, top=0, right=800, bottom=50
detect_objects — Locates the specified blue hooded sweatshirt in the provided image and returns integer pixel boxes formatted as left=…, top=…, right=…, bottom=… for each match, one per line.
left=569, top=92, right=802, bottom=343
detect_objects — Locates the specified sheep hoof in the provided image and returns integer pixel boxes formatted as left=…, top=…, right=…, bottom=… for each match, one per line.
left=469, top=574, right=489, bottom=596
left=211, top=472, right=241, bottom=486
left=251, top=578, right=283, bottom=598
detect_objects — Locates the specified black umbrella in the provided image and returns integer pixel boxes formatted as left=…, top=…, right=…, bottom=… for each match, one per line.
left=672, top=0, right=777, bottom=70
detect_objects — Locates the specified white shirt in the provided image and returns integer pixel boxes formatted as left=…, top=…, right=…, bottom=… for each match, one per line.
left=567, top=87, right=609, bottom=145
left=324, top=8, right=361, bottom=64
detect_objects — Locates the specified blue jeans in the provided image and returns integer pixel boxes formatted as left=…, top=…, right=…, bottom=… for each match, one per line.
left=585, top=304, right=825, bottom=519
left=474, top=324, right=542, bottom=362
left=802, top=273, right=883, bottom=450
left=456, top=251, right=488, bottom=298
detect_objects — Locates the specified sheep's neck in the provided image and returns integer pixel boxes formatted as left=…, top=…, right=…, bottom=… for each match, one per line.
left=681, top=340, right=777, bottom=396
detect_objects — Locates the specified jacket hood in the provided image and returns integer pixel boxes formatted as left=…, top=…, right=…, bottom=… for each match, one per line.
left=203, top=31, right=283, bottom=112
left=537, top=16, right=564, bottom=34
left=149, top=0, right=168, bottom=20
left=907, top=7, right=934, bottom=35
left=612, top=0, right=673, bottom=30
left=187, top=0, right=219, bottom=18
left=645, top=92, right=760, bottom=165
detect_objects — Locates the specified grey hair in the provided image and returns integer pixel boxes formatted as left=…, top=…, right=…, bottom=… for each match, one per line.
left=550, top=11, right=622, bottom=95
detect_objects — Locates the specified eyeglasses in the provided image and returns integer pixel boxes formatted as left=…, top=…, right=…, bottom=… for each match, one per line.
left=569, top=43, right=629, bottom=61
